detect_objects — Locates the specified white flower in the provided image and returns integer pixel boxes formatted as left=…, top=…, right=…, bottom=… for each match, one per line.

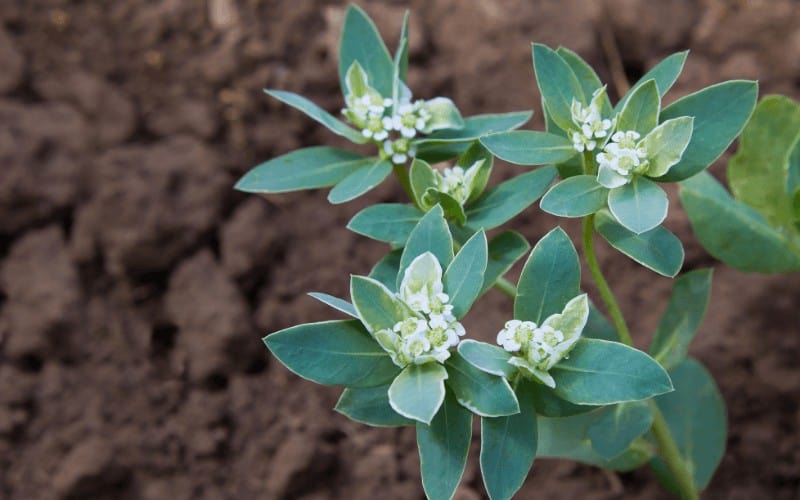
left=438, top=160, right=483, bottom=205
left=570, top=89, right=615, bottom=152
left=596, top=130, right=649, bottom=188
left=497, top=294, right=589, bottom=388
left=383, top=138, right=415, bottom=165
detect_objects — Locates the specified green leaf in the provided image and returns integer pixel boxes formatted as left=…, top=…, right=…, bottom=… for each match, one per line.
left=264, top=320, right=400, bottom=388
left=335, top=384, right=414, bottom=427
left=650, top=358, right=726, bottom=491
left=350, top=276, right=412, bottom=334
left=264, top=89, right=368, bottom=144
left=556, top=47, right=610, bottom=114
left=338, top=5, right=394, bottom=97
left=680, top=171, right=800, bottom=272
left=348, top=203, right=423, bottom=245
left=444, top=231, right=488, bottom=318
left=657, top=80, right=758, bottom=182
left=588, top=402, right=653, bottom=460
left=728, top=95, right=800, bottom=232
left=788, top=139, right=800, bottom=227
left=369, top=249, right=402, bottom=292
left=540, top=175, right=609, bottom=217
left=530, top=383, right=596, bottom=418
left=617, top=79, right=660, bottom=137
left=418, top=111, right=533, bottom=144
left=515, top=227, right=581, bottom=324
left=423, top=97, right=465, bottom=133
left=445, top=352, right=519, bottom=418
left=552, top=338, right=674, bottom=405
left=480, top=378, right=538, bottom=500
left=417, top=389, right=472, bottom=500
left=457, top=340, right=516, bottom=379
left=466, top=166, right=557, bottom=230
left=537, top=411, right=653, bottom=471
left=410, top=158, right=439, bottom=209
left=584, top=303, right=617, bottom=341
left=307, top=292, right=358, bottom=318
left=392, top=12, right=410, bottom=97
left=235, top=147, right=367, bottom=193
left=642, top=116, right=695, bottom=178
left=532, top=43, right=584, bottom=131
left=480, top=231, right=531, bottom=295
left=595, top=209, right=684, bottom=277
left=480, top=131, right=577, bottom=166
left=398, top=205, right=454, bottom=289
left=328, top=158, right=393, bottom=204
left=607, top=177, right=669, bottom=234
left=616, top=51, right=688, bottom=112
left=389, top=363, right=449, bottom=424
left=458, top=141, right=495, bottom=204
left=424, top=189, right=467, bottom=225
left=649, top=269, right=713, bottom=370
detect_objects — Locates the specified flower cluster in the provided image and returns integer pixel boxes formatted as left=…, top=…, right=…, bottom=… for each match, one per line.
left=436, top=160, right=483, bottom=205
left=375, top=253, right=466, bottom=367
left=496, top=294, right=588, bottom=387
left=570, top=90, right=614, bottom=152
left=596, top=130, right=649, bottom=188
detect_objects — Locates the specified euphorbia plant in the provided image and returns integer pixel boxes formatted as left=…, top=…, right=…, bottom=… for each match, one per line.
left=237, top=5, right=759, bottom=499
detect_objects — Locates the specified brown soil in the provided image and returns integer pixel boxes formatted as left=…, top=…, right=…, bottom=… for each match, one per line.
left=1, top=0, right=799, bottom=499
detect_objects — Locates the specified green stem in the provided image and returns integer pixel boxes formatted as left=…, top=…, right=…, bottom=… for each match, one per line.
left=493, top=276, right=517, bottom=299
left=583, top=150, right=597, bottom=175
left=392, top=163, right=416, bottom=204
left=581, top=215, right=633, bottom=346
left=650, top=401, right=700, bottom=500
left=582, top=214, right=699, bottom=500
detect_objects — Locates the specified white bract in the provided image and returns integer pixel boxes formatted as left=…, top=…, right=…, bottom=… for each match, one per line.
left=375, top=252, right=466, bottom=367
left=596, top=130, right=650, bottom=188
left=570, top=88, right=614, bottom=152
left=497, top=294, right=589, bottom=387
left=436, top=160, right=484, bottom=205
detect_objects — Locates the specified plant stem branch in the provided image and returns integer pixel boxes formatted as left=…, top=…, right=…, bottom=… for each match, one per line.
left=650, top=401, right=700, bottom=500
left=493, top=276, right=517, bottom=299
left=582, top=215, right=699, bottom=500
left=392, top=163, right=416, bottom=204
left=581, top=215, right=633, bottom=346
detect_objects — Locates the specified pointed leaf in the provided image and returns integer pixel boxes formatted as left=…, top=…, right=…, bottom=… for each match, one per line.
left=480, top=378, right=538, bottom=500
left=650, top=358, right=726, bottom=491
left=657, top=80, right=758, bottom=181
left=480, top=131, right=577, bottom=166
left=420, top=111, right=533, bottom=143
left=532, top=43, right=584, bottom=131
left=410, top=158, right=439, bottom=209
left=556, top=47, right=610, bottom=113
left=307, top=292, right=358, bottom=318
left=444, top=231, right=488, bottom=318
left=728, top=95, right=800, bottom=232
left=458, top=142, right=495, bottom=204
left=595, top=209, right=684, bottom=277
left=348, top=203, right=423, bottom=245
left=236, top=147, right=367, bottom=193
left=588, top=402, right=653, bottom=460
left=351, top=276, right=412, bottom=334
left=338, top=5, right=394, bottom=96
left=642, top=116, right=695, bottom=178
left=393, top=11, right=410, bottom=83
left=264, top=320, right=400, bottom=388
left=336, top=384, right=415, bottom=427
left=424, top=189, right=467, bottom=225
left=389, top=363, right=449, bottom=424
left=552, top=338, right=674, bottom=405
left=515, top=227, right=581, bottom=324
left=607, top=177, right=669, bottom=234
left=466, top=166, right=557, bottom=230
left=417, top=389, right=472, bottom=500
left=617, top=79, right=660, bottom=137
left=457, top=340, right=516, bottom=379
left=530, top=383, right=596, bottom=418
left=480, top=231, right=531, bottom=295
left=328, top=158, right=392, bottom=204
left=616, top=51, right=688, bottom=112
left=445, top=352, right=519, bottom=418
left=540, top=175, right=609, bottom=217
left=649, top=269, right=713, bottom=369
left=680, top=171, right=800, bottom=272
left=265, top=89, right=368, bottom=144
left=423, top=97, right=465, bottom=133
left=398, top=205, right=454, bottom=289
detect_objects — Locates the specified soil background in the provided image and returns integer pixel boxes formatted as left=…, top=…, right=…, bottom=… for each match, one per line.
left=1, top=0, right=799, bottom=499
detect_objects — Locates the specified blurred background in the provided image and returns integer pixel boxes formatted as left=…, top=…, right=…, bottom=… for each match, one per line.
left=0, top=0, right=798, bottom=498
